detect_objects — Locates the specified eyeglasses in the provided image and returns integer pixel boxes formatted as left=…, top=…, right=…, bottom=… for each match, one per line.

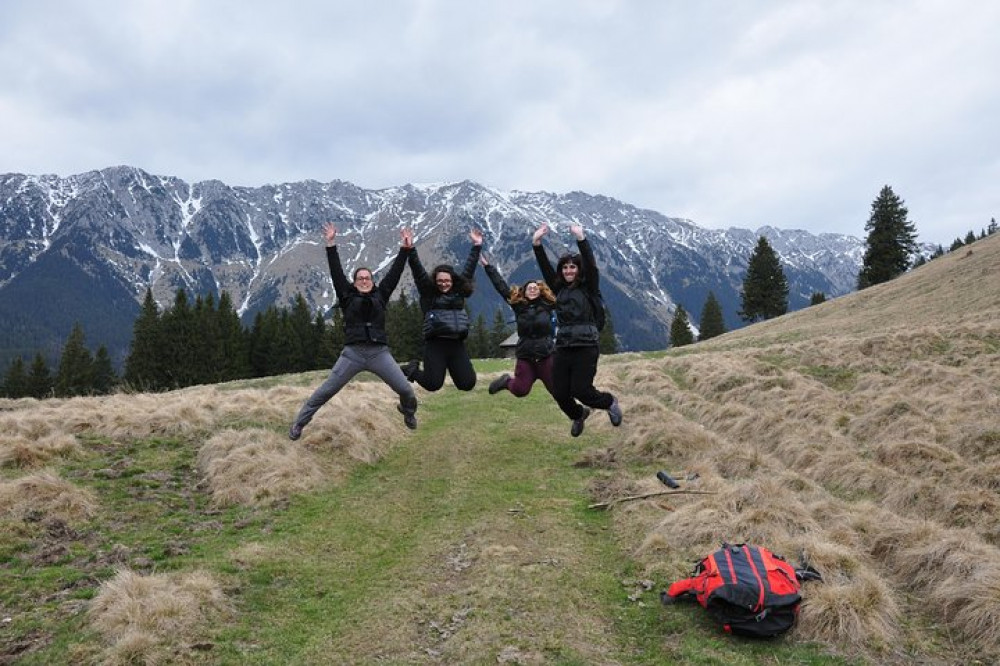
left=355, top=275, right=373, bottom=282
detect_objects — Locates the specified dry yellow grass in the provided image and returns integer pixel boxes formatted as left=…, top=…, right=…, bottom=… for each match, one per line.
left=0, top=470, right=97, bottom=522
left=599, top=233, right=1000, bottom=661
left=88, top=568, right=230, bottom=666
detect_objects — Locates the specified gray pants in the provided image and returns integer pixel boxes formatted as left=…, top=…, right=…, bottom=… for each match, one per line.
left=293, top=343, right=417, bottom=428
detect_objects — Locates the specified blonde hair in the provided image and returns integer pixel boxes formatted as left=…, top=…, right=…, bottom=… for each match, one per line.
left=509, top=281, right=556, bottom=306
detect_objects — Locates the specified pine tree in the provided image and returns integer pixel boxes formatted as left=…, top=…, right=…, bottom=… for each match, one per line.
left=26, top=353, right=53, bottom=399
left=809, top=292, right=827, bottom=306
left=3, top=356, right=28, bottom=398
left=124, top=289, right=165, bottom=390
left=698, top=291, right=726, bottom=341
left=92, top=346, right=118, bottom=394
left=670, top=305, right=695, bottom=348
left=289, top=294, right=316, bottom=372
left=489, top=308, right=511, bottom=358
left=857, top=185, right=918, bottom=289
left=312, top=312, right=336, bottom=369
left=55, top=322, right=95, bottom=397
left=964, top=230, right=977, bottom=245
left=469, top=312, right=490, bottom=359
left=162, top=292, right=191, bottom=385
left=598, top=305, right=618, bottom=354
left=217, top=291, right=250, bottom=381
left=739, top=237, right=789, bottom=322
left=989, top=218, right=998, bottom=235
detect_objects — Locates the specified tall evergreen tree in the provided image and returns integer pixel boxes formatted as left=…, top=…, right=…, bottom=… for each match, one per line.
left=598, top=305, right=618, bottom=354
left=217, top=291, right=250, bottom=381
left=55, top=322, right=95, bottom=397
left=809, top=292, right=827, bottom=306
left=387, top=291, right=422, bottom=362
left=670, top=305, right=695, bottom=348
left=697, top=291, right=726, bottom=341
left=739, top=237, right=789, bottom=322
left=3, top=356, right=28, bottom=398
left=161, top=289, right=198, bottom=386
left=489, top=308, right=511, bottom=358
left=312, top=312, right=336, bottom=369
left=989, top=218, right=998, bottom=235
left=468, top=312, right=490, bottom=359
left=26, top=353, right=53, bottom=399
left=289, top=293, right=316, bottom=372
left=92, top=345, right=118, bottom=394
left=124, top=288, right=165, bottom=390
left=857, top=185, right=918, bottom=289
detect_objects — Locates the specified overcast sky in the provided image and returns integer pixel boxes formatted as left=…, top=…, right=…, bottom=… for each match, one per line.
left=2, top=1, right=998, bottom=245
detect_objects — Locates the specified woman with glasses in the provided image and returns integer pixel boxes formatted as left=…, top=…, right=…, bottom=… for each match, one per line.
left=479, top=252, right=557, bottom=400
left=401, top=229, right=482, bottom=392
left=533, top=223, right=622, bottom=437
left=289, top=222, right=418, bottom=440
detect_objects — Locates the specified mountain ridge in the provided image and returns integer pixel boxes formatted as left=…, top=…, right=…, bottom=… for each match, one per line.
left=1, top=165, right=866, bottom=367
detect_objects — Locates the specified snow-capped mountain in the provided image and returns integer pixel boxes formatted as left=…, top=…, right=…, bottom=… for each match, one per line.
left=0, top=166, right=865, bottom=367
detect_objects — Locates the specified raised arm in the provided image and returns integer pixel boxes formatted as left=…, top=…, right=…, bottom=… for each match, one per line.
left=460, top=229, right=484, bottom=280
left=532, top=223, right=557, bottom=288
left=323, top=223, right=352, bottom=300
left=378, top=228, right=414, bottom=298
left=480, top=253, right=512, bottom=302
left=407, top=242, right=433, bottom=294
left=571, top=224, right=600, bottom=290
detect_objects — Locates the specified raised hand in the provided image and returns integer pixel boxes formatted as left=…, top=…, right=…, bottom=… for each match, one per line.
left=569, top=224, right=585, bottom=240
left=323, top=222, right=338, bottom=246
left=532, top=223, right=549, bottom=246
left=469, top=228, right=483, bottom=246
left=478, top=253, right=489, bottom=266
left=401, top=227, right=414, bottom=249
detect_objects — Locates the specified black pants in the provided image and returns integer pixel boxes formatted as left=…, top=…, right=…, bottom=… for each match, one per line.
left=413, top=338, right=477, bottom=391
left=552, top=345, right=614, bottom=420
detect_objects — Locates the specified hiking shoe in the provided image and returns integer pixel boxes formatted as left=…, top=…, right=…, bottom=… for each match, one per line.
left=608, top=398, right=623, bottom=427
left=400, top=360, right=420, bottom=381
left=397, top=404, right=417, bottom=430
left=488, top=373, right=510, bottom=395
left=570, top=407, right=591, bottom=438
left=288, top=423, right=303, bottom=441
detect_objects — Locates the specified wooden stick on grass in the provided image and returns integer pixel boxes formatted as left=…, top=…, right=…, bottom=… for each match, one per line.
left=588, top=489, right=717, bottom=511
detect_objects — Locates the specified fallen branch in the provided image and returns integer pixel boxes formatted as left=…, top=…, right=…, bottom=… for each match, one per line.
left=588, top=489, right=717, bottom=511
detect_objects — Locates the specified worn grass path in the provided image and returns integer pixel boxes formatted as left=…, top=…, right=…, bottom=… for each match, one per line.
left=207, top=366, right=845, bottom=665
left=212, top=380, right=651, bottom=664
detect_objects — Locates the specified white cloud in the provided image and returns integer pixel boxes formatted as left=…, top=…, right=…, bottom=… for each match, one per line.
left=1, top=0, right=998, bottom=245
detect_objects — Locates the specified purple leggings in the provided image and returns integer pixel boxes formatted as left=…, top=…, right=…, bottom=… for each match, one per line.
left=508, top=356, right=555, bottom=397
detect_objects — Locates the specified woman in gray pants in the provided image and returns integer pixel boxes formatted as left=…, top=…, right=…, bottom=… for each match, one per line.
left=289, top=224, right=418, bottom=439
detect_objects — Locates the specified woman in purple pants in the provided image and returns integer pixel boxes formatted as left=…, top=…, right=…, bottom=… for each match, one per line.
left=479, top=253, right=557, bottom=399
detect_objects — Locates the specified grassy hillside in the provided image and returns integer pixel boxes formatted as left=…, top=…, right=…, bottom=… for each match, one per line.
left=3, top=233, right=998, bottom=665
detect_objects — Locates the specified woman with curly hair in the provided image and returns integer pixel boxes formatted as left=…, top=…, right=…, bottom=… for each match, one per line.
left=533, top=222, right=622, bottom=437
left=402, top=229, right=482, bottom=392
left=479, top=253, right=557, bottom=399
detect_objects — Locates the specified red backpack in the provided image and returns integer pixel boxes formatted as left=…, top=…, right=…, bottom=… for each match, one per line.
left=663, top=543, right=805, bottom=638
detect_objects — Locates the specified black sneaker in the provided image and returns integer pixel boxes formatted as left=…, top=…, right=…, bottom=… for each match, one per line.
left=570, top=407, right=591, bottom=437
left=397, top=404, right=417, bottom=430
left=289, top=423, right=303, bottom=441
left=608, top=398, right=623, bottom=427
left=488, top=373, right=510, bottom=395
left=400, top=360, right=420, bottom=381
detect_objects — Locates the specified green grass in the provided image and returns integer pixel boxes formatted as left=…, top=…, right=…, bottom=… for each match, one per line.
left=5, top=361, right=854, bottom=665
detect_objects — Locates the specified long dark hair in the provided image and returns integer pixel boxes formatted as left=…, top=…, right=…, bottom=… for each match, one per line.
left=432, top=264, right=474, bottom=296
left=554, top=253, right=586, bottom=290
